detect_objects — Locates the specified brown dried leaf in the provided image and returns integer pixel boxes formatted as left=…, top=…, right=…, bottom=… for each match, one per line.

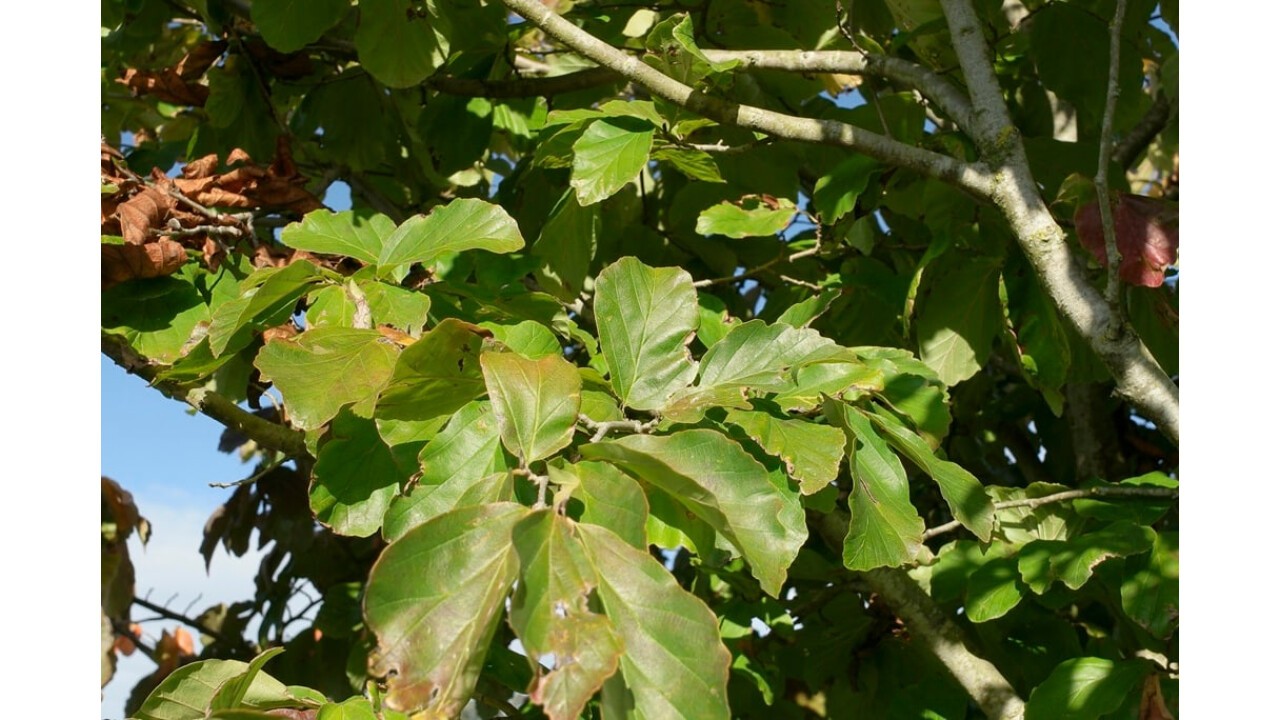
left=117, top=67, right=210, bottom=107
left=102, top=239, right=187, bottom=290
left=262, top=323, right=300, bottom=344
left=1139, top=674, right=1175, bottom=720
left=116, top=187, right=174, bottom=245
left=174, top=40, right=227, bottom=80
left=181, top=153, right=221, bottom=179
left=102, top=477, right=147, bottom=542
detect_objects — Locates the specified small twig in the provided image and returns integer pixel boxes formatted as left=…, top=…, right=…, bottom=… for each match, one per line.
left=1112, top=94, right=1174, bottom=171
left=922, top=485, right=1178, bottom=541
left=133, top=596, right=237, bottom=646
left=1095, top=0, right=1129, bottom=337
left=693, top=244, right=821, bottom=288
left=778, top=274, right=824, bottom=291
left=577, top=414, right=660, bottom=443
left=153, top=224, right=248, bottom=239
left=476, top=690, right=524, bottom=718
left=209, top=455, right=287, bottom=489
left=682, top=139, right=771, bottom=155
left=346, top=278, right=373, bottom=329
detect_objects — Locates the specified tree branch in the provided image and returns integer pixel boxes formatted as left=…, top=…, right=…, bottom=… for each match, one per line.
left=922, top=485, right=1178, bottom=541
left=809, top=512, right=1026, bottom=720
left=701, top=49, right=976, bottom=127
left=133, top=596, right=240, bottom=647
left=1112, top=94, right=1174, bottom=171
left=102, top=331, right=310, bottom=458
left=423, top=67, right=620, bottom=98
left=939, top=0, right=1179, bottom=444
left=499, top=0, right=995, bottom=197
left=1095, top=0, right=1129, bottom=333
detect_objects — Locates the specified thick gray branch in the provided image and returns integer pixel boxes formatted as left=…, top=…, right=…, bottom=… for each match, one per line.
left=102, top=332, right=310, bottom=458
left=810, top=512, right=1026, bottom=719
left=940, top=0, right=1179, bottom=443
left=499, top=0, right=995, bottom=196
left=702, top=49, right=975, bottom=127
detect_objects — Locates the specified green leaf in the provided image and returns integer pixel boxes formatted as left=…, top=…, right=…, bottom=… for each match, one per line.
left=281, top=211, right=396, bottom=266
left=316, top=697, right=383, bottom=720
left=867, top=408, right=994, bottom=542
left=1017, top=523, right=1155, bottom=593
left=375, top=318, right=487, bottom=422
left=133, top=657, right=293, bottom=720
left=775, top=289, right=840, bottom=329
left=724, top=407, right=844, bottom=495
left=774, top=360, right=885, bottom=411
left=209, top=261, right=324, bottom=357
left=208, top=647, right=285, bottom=710
left=570, top=117, right=655, bottom=206
left=577, top=523, right=732, bottom=719
left=102, top=276, right=208, bottom=364
left=311, top=411, right=407, bottom=538
left=252, top=0, right=347, bottom=53
left=255, top=328, right=399, bottom=431
left=533, top=190, right=600, bottom=302
left=989, top=483, right=1083, bottom=544
left=695, top=197, right=796, bottom=238
left=964, top=557, right=1024, bottom=622
left=567, top=461, right=649, bottom=549
left=1025, top=657, right=1149, bottom=720
left=665, top=320, right=842, bottom=421
left=378, top=198, right=524, bottom=271
left=644, top=13, right=738, bottom=86
left=812, top=156, right=878, bottom=222
left=366, top=503, right=528, bottom=716
left=355, top=0, right=449, bottom=88
left=581, top=429, right=806, bottom=597
left=481, top=351, right=582, bottom=464
left=824, top=399, right=925, bottom=571
left=916, top=255, right=1002, bottom=385
left=362, top=281, right=432, bottom=335
left=509, top=511, right=624, bottom=720
left=593, top=257, right=698, bottom=411
left=483, top=320, right=562, bottom=359
left=652, top=146, right=726, bottom=183
left=382, top=402, right=511, bottom=542
left=1120, top=532, right=1178, bottom=639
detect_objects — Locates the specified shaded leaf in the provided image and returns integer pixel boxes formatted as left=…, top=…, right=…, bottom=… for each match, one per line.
left=311, top=411, right=407, bottom=538
left=1121, top=532, right=1178, bottom=640
left=208, top=647, right=286, bottom=710
left=652, top=146, right=725, bottom=183
left=253, top=0, right=347, bottom=53
left=133, top=657, right=293, bottom=720
left=533, top=190, right=600, bottom=301
left=210, top=261, right=324, bottom=357
left=577, top=523, right=732, bottom=719
left=355, top=0, right=449, bottom=88
left=509, top=512, right=624, bottom=720
left=102, top=275, right=208, bottom=364
left=644, top=13, right=738, bottom=85
left=1075, top=194, right=1178, bottom=288
left=1018, top=523, right=1155, bottom=593
left=594, top=257, right=698, bottom=411
left=255, top=328, right=399, bottom=431
left=1026, top=658, right=1149, bottom=720
left=581, top=429, right=806, bottom=597
left=964, top=557, right=1024, bottom=623
left=375, top=318, right=487, bottom=421
left=916, top=255, right=1002, bottom=386
left=481, top=351, right=582, bottom=463
left=812, top=156, right=878, bottom=223
left=366, top=503, right=528, bottom=715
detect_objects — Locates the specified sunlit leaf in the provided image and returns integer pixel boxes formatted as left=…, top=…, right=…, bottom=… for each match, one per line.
left=566, top=461, right=648, bottom=549
left=255, top=328, right=399, bottom=431
left=481, top=351, right=582, bottom=463
left=1120, top=532, right=1178, bottom=640
left=509, top=511, right=624, bottom=720
left=824, top=399, right=924, bottom=571
left=311, top=411, right=407, bottom=538
left=382, top=402, right=511, bottom=542
left=964, top=557, right=1024, bottom=623
left=571, top=117, right=655, bottom=206
left=581, top=429, right=806, bottom=597
left=378, top=198, right=524, bottom=271
left=724, top=407, right=844, bottom=495
left=577, top=523, right=731, bottom=719
left=366, top=503, right=528, bottom=716
left=281, top=211, right=396, bottom=266
left=695, top=197, right=795, bottom=238
left=593, top=257, right=698, bottom=411
left=1018, top=522, right=1155, bottom=593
